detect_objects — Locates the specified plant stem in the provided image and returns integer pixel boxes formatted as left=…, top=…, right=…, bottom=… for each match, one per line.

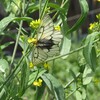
left=10, top=0, right=25, bottom=69
left=46, top=38, right=100, bottom=62
left=64, top=73, right=80, bottom=89
left=46, top=45, right=85, bottom=62
left=10, top=21, right=23, bottom=68
left=0, top=48, right=30, bottom=91
left=66, top=87, right=80, bottom=99
left=52, top=0, right=69, bottom=20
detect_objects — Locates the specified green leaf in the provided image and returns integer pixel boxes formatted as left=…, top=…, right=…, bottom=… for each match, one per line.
left=0, top=59, right=9, bottom=74
left=69, top=69, right=77, bottom=82
left=27, top=3, right=39, bottom=13
left=0, top=14, right=32, bottom=33
left=60, top=37, right=71, bottom=59
left=0, top=88, right=6, bottom=99
left=48, top=3, right=66, bottom=14
left=28, top=69, right=46, bottom=86
left=55, top=0, right=69, bottom=27
left=0, top=59, right=9, bottom=85
left=0, top=14, right=15, bottom=32
left=90, top=47, right=97, bottom=70
left=75, top=90, right=82, bottom=100
left=48, top=3, right=60, bottom=9
left=28, top=70, right=39, bottom=86
left=19, top=61, right=30, bottom=96
left=10, top=0, right=21, bottom=14
left=15, top=17, right=33, bottom=22
left=39, top=0, right=49, bottom=18
left=67, top=0, right=89, bottom=34
left=83, top=32, right=99, bottom=71
left=41, top=73, right=65, bottom=100
left=83, top=66, right=93, bottom=85
left=0, top=41, right=14, bottom=50
left=38, top=69, right=47, bottom=78
left=60, top=14, right=69, bottom=36
left=41, top=73, right=54, bottom=94
left=19, top=35, right=29, bottom=50
left=82, top=88, right=86, bottom=99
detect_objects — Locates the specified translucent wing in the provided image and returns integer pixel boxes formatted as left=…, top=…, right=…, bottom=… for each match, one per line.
left=52, top=30, right=63, bottom=44
left=31, top=15, right=63, bottom=65
left=47, top=30, right=63, bottom=57
left=37, top=15, right=54, bottom=40
left=32, top=47, right=48, bottom=65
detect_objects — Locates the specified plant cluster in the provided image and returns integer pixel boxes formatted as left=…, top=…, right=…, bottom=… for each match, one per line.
left=0, top=0, right=100, bottom=100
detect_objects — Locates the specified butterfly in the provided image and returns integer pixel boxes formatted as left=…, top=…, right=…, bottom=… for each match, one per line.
left=30, top=15, right=63, bottom=65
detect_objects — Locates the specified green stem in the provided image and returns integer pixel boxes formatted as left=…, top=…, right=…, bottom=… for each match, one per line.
left=46, top=45, right=85, bottom=62
left=39, top=0, right=42, bottom=17
left=34, top=87, right=38, bottom=100
left=0, top=48, right=30, bottom=91
left=44, top=92, right=49, bottom=100
left=52, top=0, right=69, bottom=20
left=10, top=0, right=26, bottom=72
left=27, top=68, right=39, bottom=88
left=10, top=21, right=23, bottom=68
left=46, top=38, right=100, bottom=62
left=66, top=87, right=80, bottom=99
left=0, top=0, right=27, bottom=93
left=39, top=0, right=48, bottom=18
left=64, top=73, right=80, bottom=89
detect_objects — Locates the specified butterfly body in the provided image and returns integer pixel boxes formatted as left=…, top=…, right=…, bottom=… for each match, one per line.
left=37, top=39, right=54, bottom=50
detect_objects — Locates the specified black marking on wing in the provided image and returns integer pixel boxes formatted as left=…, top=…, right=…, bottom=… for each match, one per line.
left=37, top=15, right=54, bottom=40
left=37, top=39, right=54, bottom=50
left=31, top=15, right=63, bottom=65
left=32, top=48, right=48, bottom=65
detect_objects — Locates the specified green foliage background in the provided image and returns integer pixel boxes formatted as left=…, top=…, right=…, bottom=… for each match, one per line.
left=0, top=0, right=100, bottom=100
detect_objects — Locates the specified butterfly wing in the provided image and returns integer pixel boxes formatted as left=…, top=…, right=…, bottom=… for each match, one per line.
left=37, top=15, right=54, bottom=40
left=32, top=15, right=63, bottom=65
left=32, top=47, right=48, bottom=65
left=38, top=15, right=63, bottom=55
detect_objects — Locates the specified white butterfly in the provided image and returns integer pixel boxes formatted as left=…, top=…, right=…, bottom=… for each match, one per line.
left=30, top=15, right=63, bottom=65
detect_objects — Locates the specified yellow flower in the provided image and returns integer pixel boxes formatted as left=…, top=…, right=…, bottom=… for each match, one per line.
left=44, top=63, right=49, bottom=70
left=96, top=14, right=100, bottom=19
left=97, top=0, right=100, bottom=2
left=89, top=22, right=98, bottom=30
left=28, top=37, right=37, bottom=44
left=89, top=23, right=94, bottom=30
left=33, top=79, right=43, bottom=87
left=30, top=19, right=41, bottom=29
left=54, top=25, right=61, bottom=31
left=29, top=62, right=34, bottom=68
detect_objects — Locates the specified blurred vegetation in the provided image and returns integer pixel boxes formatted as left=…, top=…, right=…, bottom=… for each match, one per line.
left=0, top=0, right=100, bottom=100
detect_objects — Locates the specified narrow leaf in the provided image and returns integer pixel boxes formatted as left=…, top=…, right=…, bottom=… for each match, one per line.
left=60, top=37, right=71, bottom=59
left=83, top=32, right=99, bottom=71
left=67, top=0, right=89, bottom=34
left=0, top=42, right=14, bottom=50
left=41, top=73, right=65, bottom=100
left=0, top=59, right=9, bottom=74
left=83, top=66, right=93, bottom=85
left=0, top=14, right=15, bottom=32
left=75, top=90, right=82, bottom=100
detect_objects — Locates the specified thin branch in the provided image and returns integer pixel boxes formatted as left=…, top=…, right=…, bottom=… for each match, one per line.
left=10, top=21, right=23, bottom=67
left=64, top=73, right=80, bottom=89
left=46, top=45, right=85, bottom=62
left=46, top=38, right=100, bottom=62
left=66, top=87, right=80, bottom=99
